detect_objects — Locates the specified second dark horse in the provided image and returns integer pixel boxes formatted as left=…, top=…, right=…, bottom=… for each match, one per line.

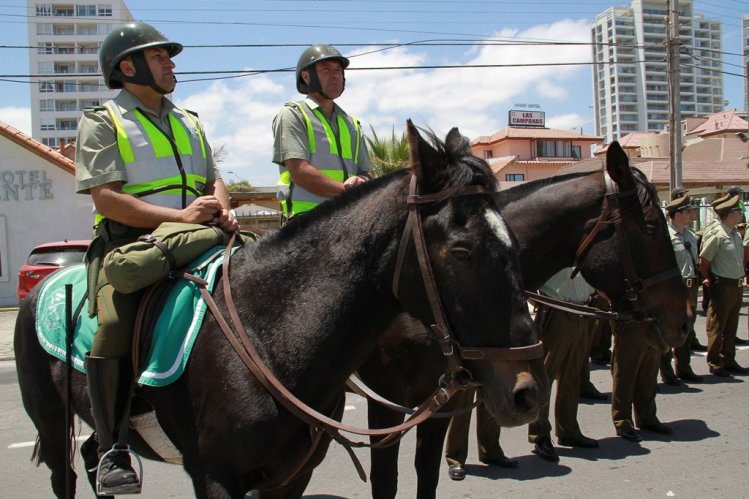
left=359, top=141, right=693, bottom=498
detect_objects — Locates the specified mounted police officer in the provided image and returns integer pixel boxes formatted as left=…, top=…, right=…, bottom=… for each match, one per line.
left=75, top=22, right=237, bottom=494
left=272, top=44, right=371, bottom=219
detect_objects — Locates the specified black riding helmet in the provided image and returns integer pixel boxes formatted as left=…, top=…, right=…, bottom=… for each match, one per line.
left=100, top=22, right=182, bottom=93
left=296, top=44, right=350, bottom=95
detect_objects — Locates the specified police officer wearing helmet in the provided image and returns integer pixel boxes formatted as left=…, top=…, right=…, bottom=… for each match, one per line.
left=75, top=22, right=237, bottom=494
left=272, top=44, right=371, bottom=219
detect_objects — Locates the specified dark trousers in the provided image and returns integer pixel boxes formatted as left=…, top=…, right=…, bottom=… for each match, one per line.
left=528, top=306, right=594, bottom=442
left=661, top=281, right=699, bottom=377
left=705, top=279, right=743, bottom=370
left=611, top=322, right=661, bottom=431
left=445, top=389, right=507, bottom=466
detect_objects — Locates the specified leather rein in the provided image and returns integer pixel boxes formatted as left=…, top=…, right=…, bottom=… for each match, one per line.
left=185, top=174, right=542, bottom=484
left=570, top=168, right=680, bottom=348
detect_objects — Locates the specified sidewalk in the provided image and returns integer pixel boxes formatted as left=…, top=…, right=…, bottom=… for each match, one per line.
left=0, top=308, right=18, bottom=361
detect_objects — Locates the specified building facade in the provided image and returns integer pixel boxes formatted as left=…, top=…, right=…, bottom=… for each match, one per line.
left=591, top=0, right=723, bottom=144
left=27, top=1, right=133, bottom=148
left=743, top=14, right=749, bottom=113
left=0, top=121, right=93, bottom=307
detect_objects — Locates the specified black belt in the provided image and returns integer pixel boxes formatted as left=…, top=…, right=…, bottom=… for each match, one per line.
left=713, top=276, right=744, bottom=287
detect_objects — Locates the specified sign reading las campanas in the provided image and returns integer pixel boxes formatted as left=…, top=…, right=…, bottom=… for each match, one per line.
left=508, top=110, right=545, bottom=127
left=0, top=170, right=53, bottom=202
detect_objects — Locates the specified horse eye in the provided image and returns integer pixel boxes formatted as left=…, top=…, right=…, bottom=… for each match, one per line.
left=451, top=246, right=473, bottom=260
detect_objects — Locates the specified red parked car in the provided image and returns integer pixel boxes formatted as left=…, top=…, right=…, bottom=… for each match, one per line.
left=17, top=240, right=90, bottom=301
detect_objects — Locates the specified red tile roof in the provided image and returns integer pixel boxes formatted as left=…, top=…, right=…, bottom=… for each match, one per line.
left=0, top=120, right=75, bottom=174
left=687, top=109, right=749, bottom=139
left=473, top=127, right=603, bottom=145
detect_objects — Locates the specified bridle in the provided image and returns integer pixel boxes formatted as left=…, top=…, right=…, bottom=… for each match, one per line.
left=392, top=175, right=544, bottom=383
left=572, top=168, right=681, bottom=346
left=187, top=173, right=542, bottom=485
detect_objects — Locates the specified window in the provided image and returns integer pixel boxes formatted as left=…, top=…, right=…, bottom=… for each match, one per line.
left=56, top=100, right=77, bottom=111
left=38, top=61, right=54, bottom=74
left=97, top=23, right=112, bottom=35
left=79, top=43, right=98, bottom=54
left=39, top=81, right=54, bottom=93
left=53, top=24, right=74, bottom=35
left=54, top=63, right=74, bottom=74
left=36, top=4, right=52, bottom=16
left=57, top=119, right=78, bottom=131
left=37, top=23, right=53, bottom=35
left=76, top=5, right=97, bottom=16
left=40, top=118, right=55, bottom=131
left=42, top=137, right=58, bottom=147
left=536, top=140, right=572, bottom=158
left=39, top=99, right=54, bottom=111
left=571, top=146, right=582, bottom=159
left=484, top=150, right=493, bottom=159
left=505, top=174, right=525, bottom=181
left=79, top=63, right=98, bottom=73
left=77, top=24, right=97, bottom=35
left=37, top=42, right=54, bottom=54
left=79, top=82, right=100, bottom=92
left=98, top=4, right=112, bottom=16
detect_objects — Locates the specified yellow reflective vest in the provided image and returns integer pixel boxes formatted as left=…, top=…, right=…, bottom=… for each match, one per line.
left=276, top=101, right=363, bottom=217
left=95, top=100, right=209, bottom=224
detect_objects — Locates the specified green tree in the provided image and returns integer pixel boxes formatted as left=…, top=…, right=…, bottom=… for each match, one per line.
left=226, top=179, right=254, bottom=193
left=366, top=125, right=410, bottom=178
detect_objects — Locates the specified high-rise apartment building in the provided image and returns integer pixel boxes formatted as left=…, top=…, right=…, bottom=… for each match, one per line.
left=591, top=0, right=723, bottom=144
left=27, top=1, right=133, bottom=147
left=743, top=14, right=749, bottom=113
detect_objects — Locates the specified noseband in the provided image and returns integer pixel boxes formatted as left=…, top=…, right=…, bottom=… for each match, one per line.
left=573, top=169, right=680, bottom=338
left=393, top=175, right=544, bottom=386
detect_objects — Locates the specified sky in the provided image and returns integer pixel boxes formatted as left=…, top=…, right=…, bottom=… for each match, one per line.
left=0, top=0, right=747, bottom=187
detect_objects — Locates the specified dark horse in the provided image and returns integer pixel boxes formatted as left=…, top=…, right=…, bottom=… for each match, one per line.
left=359, top=141, right=693, bottom=498
left=15, top=121, right=548, bottom=498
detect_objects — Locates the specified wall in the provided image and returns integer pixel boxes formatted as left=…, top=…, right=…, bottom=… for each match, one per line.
left=0, top=139, right=92, bottom=307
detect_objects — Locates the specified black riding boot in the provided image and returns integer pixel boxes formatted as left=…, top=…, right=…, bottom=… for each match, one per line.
left=85, top=355, right=141, bottom=495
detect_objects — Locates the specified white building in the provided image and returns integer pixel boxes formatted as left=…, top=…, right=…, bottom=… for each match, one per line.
left=0, top=121, right=93, bottom=307
left=591, top=0, right=723, bottom=144
left=743, top=14, right=749, bottom=113
left=27, top=1, right=133, bottom=148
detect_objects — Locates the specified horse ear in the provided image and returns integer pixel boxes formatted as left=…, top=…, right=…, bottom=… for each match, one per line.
left=407, top=119, right=443, bottom=191
left=605, top=141, right=636, bottom=191
left=445, top=127, right=471, bottom=156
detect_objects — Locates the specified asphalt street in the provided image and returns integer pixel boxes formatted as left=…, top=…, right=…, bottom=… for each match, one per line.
left=1, top=302, right=748, bottom=498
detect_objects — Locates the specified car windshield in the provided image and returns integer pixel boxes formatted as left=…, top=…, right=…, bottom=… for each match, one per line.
left=27, top=247, right=87, bottom=267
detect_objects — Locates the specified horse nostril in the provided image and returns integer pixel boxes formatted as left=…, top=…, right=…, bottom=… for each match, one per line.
left=513, top=373, right=540, bottom=413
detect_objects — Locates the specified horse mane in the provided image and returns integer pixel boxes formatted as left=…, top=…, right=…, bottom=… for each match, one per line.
left=631, top=167, right=658, bottom=207
left=421, top=127, right=498, bottom=192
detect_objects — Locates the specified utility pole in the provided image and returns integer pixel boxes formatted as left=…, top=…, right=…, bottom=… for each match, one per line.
left=667, top=0, right=683, bottom=192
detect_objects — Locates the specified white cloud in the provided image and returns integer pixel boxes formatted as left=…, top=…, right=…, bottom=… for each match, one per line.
left=0, top=107, right=31, bottom=135
left=176, top=19, right=593, bottom=187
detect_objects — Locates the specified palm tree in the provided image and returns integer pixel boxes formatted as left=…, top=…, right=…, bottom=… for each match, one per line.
left=365, top=125, right=410, bottom=178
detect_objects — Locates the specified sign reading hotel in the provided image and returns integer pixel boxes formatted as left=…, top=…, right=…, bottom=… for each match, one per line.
left=508, top=110, right=545, bottom=128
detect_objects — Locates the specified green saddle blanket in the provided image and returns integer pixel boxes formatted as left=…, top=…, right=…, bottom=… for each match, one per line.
left=35, top=246, right=235, bottom=387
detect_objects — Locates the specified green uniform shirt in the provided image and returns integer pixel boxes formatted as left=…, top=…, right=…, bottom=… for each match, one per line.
left=75, top=89, right=218, bottom=194
left=271, top=96, right=371, bottom=172
left=669, top=223, right=698, bottom=278
left=539, top=267, right=595, bottom=304
left=699, top=222, right=744, bottom=279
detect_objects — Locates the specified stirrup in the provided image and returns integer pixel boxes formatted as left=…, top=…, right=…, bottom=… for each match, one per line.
left=96, top=445, right=144, bottom=496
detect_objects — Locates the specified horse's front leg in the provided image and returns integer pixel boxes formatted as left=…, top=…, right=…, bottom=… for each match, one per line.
left=414, top=417, right=451, bottom=499
left=368, top=400, right=406, bottom=499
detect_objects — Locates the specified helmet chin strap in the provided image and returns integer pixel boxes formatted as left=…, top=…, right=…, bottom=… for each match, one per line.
left=119, top=51, right=173, bottom=95
left=307, top=66, right=345, bottom=99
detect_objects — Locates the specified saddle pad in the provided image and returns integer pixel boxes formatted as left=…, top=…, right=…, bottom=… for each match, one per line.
left=35, top=246, right=235, bottom=387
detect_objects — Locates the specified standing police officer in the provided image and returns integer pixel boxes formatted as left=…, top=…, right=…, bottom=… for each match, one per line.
left=660, top=194, right=703, bottom=384
left=76, top=22, right=237, bottom=494
left=699, top=196, right=749, bottom=376
left=272, top=44, right=371, bottom=219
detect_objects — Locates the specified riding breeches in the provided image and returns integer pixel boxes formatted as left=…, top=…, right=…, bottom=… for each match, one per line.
left=91, top=281, right=144, bottom=359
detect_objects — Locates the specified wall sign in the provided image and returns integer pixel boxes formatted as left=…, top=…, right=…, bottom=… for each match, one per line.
left=0, top=170, right=53, bottom=202
left=508, top=110, right=546, bottom=128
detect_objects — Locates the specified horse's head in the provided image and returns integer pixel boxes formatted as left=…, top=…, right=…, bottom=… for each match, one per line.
left=394, top=120, right=547, bottom=426
left=578, top=141, right=693, bottom=348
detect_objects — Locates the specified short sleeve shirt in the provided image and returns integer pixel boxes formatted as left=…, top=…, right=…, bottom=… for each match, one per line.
left=271, top=96, right=371, bottom=173
left=699, top=222, right=744, bottom=279
left=539, top=267, right=595, bottom=304
left=75, top=89, right=217, bottom=194
left=669, top=223, right=698, bottom=278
